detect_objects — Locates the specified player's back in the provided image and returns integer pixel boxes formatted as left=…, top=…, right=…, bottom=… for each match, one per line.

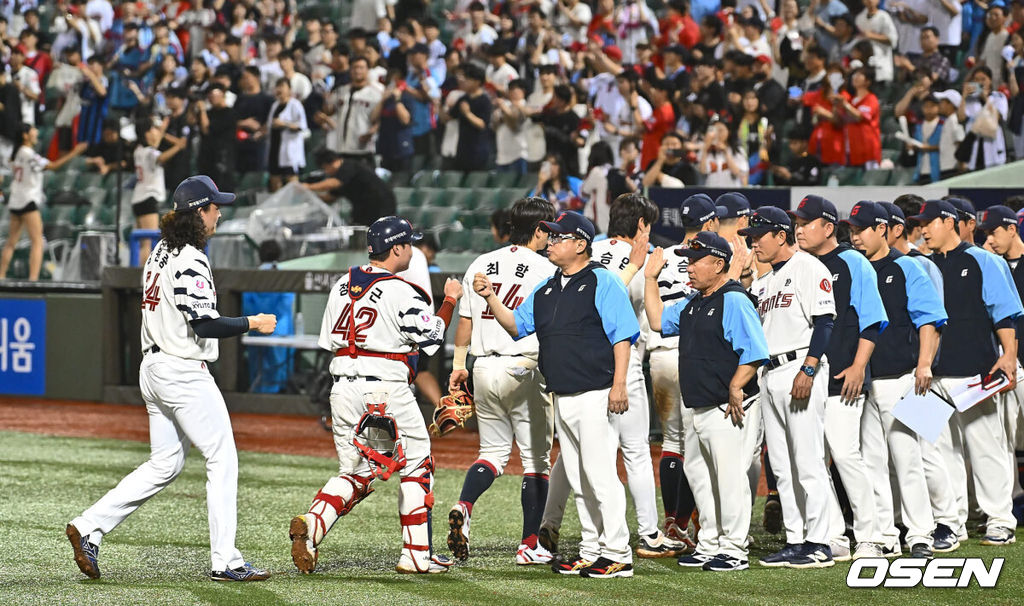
left=460, top=244, right=554, bottom=358
left=592, top=237, right=645, bottom=315
left=647, top=243, right=693, bottom=351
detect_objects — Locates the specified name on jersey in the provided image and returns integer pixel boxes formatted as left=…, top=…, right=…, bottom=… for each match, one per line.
left=486, top=261, right=530, bottom=279
left=599, top=249, right=630, bottom=271
left=758, top=291, right=794, bottom=315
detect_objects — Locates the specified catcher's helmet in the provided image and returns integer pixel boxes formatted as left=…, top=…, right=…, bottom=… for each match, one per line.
left=367, top=216, right=423, bottom=255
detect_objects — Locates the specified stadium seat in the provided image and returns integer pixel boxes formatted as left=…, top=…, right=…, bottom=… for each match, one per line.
left=444, top=187, right=475, bottom=210
left=238, top=171, right=267, bottom=191
left=517, top=172, right=539, bottom=188
left=420, top=206, right=459, bottom=227
left=444, top=229, right=472, bottom=252
left=410, top=169, right=436, bottom=188
left=394, top=187, right=417, bottom=209
left=390, top=170, right=412, bottom=186
left=436, top=170, right=464, bottom=188
left=414, top=187, right=443, bottom=207
left=861, top=169, right=892, bottom=186
left=77, top=172, right=106, bottom=190
left=488, top=171, right=520, bottom=188
left=826, top=166, right=863, bottom=186
left=890, top=167, right=918, bottom=186
left=462, top=171, right=490, bottom=188
left=471, top=229, right=497, bottom=252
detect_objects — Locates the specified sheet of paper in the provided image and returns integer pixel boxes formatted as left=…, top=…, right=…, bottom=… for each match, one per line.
left=893, top=392, right=954, bottom=444
left=948, top=373, right=1010, bottom=412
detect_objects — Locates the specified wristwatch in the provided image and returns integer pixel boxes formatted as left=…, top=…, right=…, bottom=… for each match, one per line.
left=800, top=364, right=816, bottom=377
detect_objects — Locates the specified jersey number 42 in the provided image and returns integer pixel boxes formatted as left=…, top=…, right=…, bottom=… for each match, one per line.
left=330, top=303, right=378, bottom=343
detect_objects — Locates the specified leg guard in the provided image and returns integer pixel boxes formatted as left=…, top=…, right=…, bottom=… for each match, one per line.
left=398, top=456, right=436, bottom=572
left=306, top=474, right=375, bottom=546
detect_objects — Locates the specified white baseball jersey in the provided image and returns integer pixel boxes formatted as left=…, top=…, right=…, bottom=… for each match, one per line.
left=647, top=244, right=695, bottom=352
left=8, top=145, right=48, bottom=211
left=398, top=246, right=433, bottom=305
left=592, top=238, right=647, bottom=316
left=459, top=244, right=554, bottom=358
left=750, top=250, right=836, bottom=356
left=326, top=82, right=384, bottom=155
left=319, top=265, right=445, bottom=382
left=140, top=239, right=220, bottom=362
left=131, top=146, right=166, bottom=204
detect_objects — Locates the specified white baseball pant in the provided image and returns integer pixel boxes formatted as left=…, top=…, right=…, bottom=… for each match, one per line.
left=825, top=394, right=882, bottom=547
left=922, top=416, right=967, bottom=537
left=864, top=374, right=935, bottom=548
left=650, top=349, right=683, bottom=456
left=552, top=388, right=632, bottom=564
left=70, top=351, right=246, bottom=572
left=471, top=356, right=553, bottom=476
left=760, top=359, right=831, bottom=545
left=932, top=377, right=1017, bottom=533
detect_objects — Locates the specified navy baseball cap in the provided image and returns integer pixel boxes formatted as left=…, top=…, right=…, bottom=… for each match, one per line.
left=790, top=195, right=838, bottom=224
left=172, top=175, right=235, bottom=211
left=911, top=199, right=958, bottom=223
left=715, top=192, right=751, bottom=219
left=979, top=205, right=1019, bottom=231
left=737, top=206, right=792, bottom=236
left=946, top=197, right=977, bottom=222
left=675, top=231, right=733, bottom=262
left=539, top=211, right=596, bottom=244
left=841, top=201, right=889, bottom=228
left=366, top=216, right=423, bottom=255
left=876, top=201, right=906, bottom=226
left=680, top=193, right=723, bottom=227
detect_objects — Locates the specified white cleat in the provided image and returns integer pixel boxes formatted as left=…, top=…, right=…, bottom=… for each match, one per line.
left=516, top=543, right=554, bottom=565
left=396, top=552, right=452, bottom=574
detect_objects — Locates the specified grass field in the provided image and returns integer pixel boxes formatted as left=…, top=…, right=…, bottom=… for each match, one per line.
left=0, top=430, right=1021, bottom=606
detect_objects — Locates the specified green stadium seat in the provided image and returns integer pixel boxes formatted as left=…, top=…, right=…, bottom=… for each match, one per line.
left=462, top=171, right=490, bottom=188
left=517, top=172, right=539, bottom=188
left=420, top=206, right=459, bottom=228
left=861, top=169, right=892, bottom=186
left=826, top=166, right=864, bottom=186
left=238, top=171, right=267, bottom=191
left=443, top=187, right=475, bottom=210
left=444, top=229, right=473, bottom=252
left=43, top=171, right=61, bottom=195
left=77, top=172, right=107, bottom=190
left=488, top=171, right=520, bottom=188
left=390, top=171, right=412, bottom=186
left=890, top=167, right=918, bottom=186
left=410, top=169, right=436, bottom=188
left=394, top=187, right=417, bottom=209
left=436, top=170, right=464, bottom=188
left=414, top=187, right=443, bottom=207
left=471, top=229, right=497, bottom=252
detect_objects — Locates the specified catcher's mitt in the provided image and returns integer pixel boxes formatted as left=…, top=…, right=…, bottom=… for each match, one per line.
left=429, top=385, right=475, bottom=437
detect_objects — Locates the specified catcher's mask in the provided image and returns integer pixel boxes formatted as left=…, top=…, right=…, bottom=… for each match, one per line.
left=352, top=395, right=407, bottom=481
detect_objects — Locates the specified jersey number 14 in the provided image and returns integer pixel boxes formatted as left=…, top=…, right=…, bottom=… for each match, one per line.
left=482, top=282, right=524, bottom=320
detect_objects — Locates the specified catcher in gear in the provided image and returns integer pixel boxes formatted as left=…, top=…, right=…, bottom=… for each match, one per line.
left=430, top=385, right=475, bottom=437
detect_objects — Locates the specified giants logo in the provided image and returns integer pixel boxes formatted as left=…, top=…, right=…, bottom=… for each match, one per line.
left=758, top=291, right=794, bottom=315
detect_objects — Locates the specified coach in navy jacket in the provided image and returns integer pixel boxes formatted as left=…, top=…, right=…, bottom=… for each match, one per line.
left=474, top=211, right=640, bottom=577
left=913, top=199, right=1024, bottom=546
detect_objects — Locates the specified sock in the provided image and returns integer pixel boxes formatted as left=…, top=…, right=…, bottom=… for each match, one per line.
left=459, top=460, right=498, bottom=506
left=659, top=452, right=683, bottom=520
left=676, top=458, right=696, bottom=525
left=521, top=473, right=549, bottom=542
left=764, top=448, right=779, bottom=493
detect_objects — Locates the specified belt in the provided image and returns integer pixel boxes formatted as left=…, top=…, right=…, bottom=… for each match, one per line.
left=764, top=349, right=807, bottom=371
left=333, top=375, right=382, bottom=383
left=145, top=345, right=161, bottom=355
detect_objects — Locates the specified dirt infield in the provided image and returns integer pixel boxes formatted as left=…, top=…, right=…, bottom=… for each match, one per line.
left=0, top=397, right=768, bottom=493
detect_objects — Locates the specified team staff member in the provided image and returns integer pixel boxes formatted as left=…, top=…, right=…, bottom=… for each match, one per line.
left=913, top=199, right=1023, bottom=546
left=476, top=212, right=640, bottom=579
left=644, top=232, right=770, bottom=572
left=446, top=197, right=557, bottom=566
left=67, top=176, right=277, bottom=582
left=791, top=195, right=889, bottom=560
left=845, top=201, right=951, bottom=558
left=740, top=206, right=837, bottom=569
left=290, top=216, right=463, bottom=575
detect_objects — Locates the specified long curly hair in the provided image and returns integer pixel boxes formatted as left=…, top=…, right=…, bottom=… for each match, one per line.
left=160, top=209, right=208, bottom=251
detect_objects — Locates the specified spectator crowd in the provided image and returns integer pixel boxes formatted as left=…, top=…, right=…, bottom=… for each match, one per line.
left=0, top=0, right=1023, bottom=237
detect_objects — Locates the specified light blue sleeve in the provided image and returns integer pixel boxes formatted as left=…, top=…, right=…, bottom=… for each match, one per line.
left=594, top=269, right=641, bottom=345
left=512, top=279, right=549, bottom=340
left=894, top=256, right=948, bottom=329
left=840, top=249, right=889, bottom=333
left=660, top=296, right=695, bottom=337
left=966, top=248, right=1024, bottom=324
left=722, top=291, right=770, bottom=366
left=913, top=255, right=945, bottom=293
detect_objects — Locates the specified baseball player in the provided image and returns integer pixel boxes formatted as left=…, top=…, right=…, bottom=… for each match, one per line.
left=912, top=199, right=1023, bottom=546
left=446, top=197, right=558, bottom=565
left=67, top=176, right=277, bottom=582
left=791, top=195, right=889, bottom=560
left=845, top=201, right=950, bottom=558
left=476, top=212, right=640, bottom=578
left=539, top=193, right=682, bottom=559
left=739, top=206, right=837, bottom=568
left=289, top=216, right=463, bottom=575
left=644, top=232, right=770, bottom=572
left=946, top=196, right=978, bottom=245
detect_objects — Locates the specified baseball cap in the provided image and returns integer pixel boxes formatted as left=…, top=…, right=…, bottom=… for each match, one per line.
left=790, top=195, right=838, bottom=224
left=675, top=231, right=733, bottom=263
left=366, top=216, right=423, bottom=255
left=876, top=201, right=906, bottom=226
left=946, top=197, right=977, bottom=222
left=841, top=201, right=889, bottom=228
left=715, top=192, right=751, bottom=219
left=979, top=205, right=1019, bottom=231
left=539, top=211, right=596, bottom=244
left=755, top=54, right=772, bottom=65
left=738, top=206, right=792, bottom=236
left=172, top=175, right=235, bottom=211
left=932, top=89, right=962, bottom=107
left=680, top=193, right=723, bottom=227
left=910, top=199, right=958, bottom=223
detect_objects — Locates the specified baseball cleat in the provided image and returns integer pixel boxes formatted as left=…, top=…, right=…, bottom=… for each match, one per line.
left=852, top=542, right=883, bottom=559
left=786, top=543, right=834, bottom=569
left=289, top=515, right=318, bottom=574
left=579, top=557, right=634, bottom=578
left=66, top=524, right=100, bottom=579
left=702, top=554, right=749, bottom=572
left=395, top=553, right=451, bottom=574
left=552, top=558, right=592, bottom=575
left=932, top=523, right=961, bottom=552
left=210, top=562, right=271, bottom=581
left=663, top=518, right=695, bottom=553
left=538, top=525, right=560, bottom=555
left=431, top=554, right=454, bottom=568
left=758, top=543, right=803, bottom=568
left=980, top=527, right=1016, bottom=546
left=637, top=531, right=683, bottom=558
left=447, top=503, right=471, bottom=561
left=677, top=552, right=717, bottom=568
left=909, top=543, right=933, bottom=558
left=829, top=541, right=851, bottom=562
left=881, top=543, right=902, bottom=558
left=763, top=494, right=782, bottom=534
left=516, top=543, right=554, bottom=565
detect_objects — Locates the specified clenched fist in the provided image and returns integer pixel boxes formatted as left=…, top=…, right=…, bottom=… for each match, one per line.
left=248, top=313, right=277, bottom=334
left=473, top=273, right=494, bottom=298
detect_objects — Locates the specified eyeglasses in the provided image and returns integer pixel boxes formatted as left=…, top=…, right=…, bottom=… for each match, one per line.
left=687, top=238, right=711, bottom=251
left=547, top=234, right=580, bottom=244
left=748, top=214, right=788, bottom=231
